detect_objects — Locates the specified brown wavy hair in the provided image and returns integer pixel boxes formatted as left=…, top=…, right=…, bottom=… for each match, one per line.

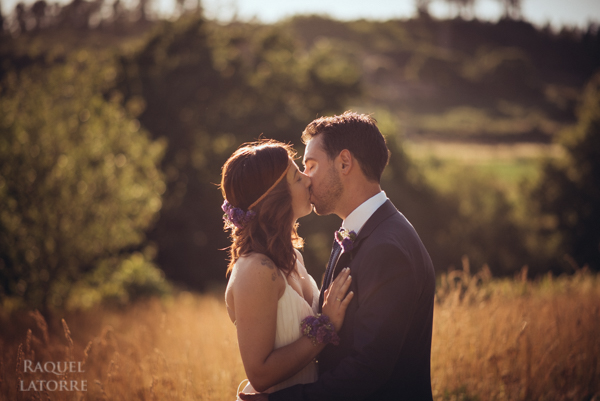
left=220, top=140, right=304, bottom=277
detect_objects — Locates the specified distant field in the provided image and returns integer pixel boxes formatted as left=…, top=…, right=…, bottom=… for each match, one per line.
left=405, top=140, right=564, bottom=196
left=406, top=141, right=563, bottom=163
left=1, top=268, right=598, bottom=401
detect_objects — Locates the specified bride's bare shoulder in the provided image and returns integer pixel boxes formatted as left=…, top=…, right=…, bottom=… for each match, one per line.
left=231, top=253, right=282, bottom=284
left=236, top=252, right=276, bottom=270
left=294, top=249, right=310, bottom=277
left=294, top=249, right=306, bottom=267
left=226, top=254, right=285, bottom=322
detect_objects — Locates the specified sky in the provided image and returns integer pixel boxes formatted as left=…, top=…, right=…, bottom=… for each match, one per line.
left=196, top=0, right=600, bottom=29
left=2, top=0, right=600, bottom=30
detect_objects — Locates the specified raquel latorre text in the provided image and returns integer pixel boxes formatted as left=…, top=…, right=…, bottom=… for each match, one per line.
left=20, top=360, right=87, bottom=391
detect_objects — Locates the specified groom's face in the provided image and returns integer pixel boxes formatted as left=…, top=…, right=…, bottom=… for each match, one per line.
left=303, top=135, right=343, bottom=216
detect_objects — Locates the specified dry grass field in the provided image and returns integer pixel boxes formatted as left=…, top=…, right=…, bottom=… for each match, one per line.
left=1, top=265, right=599, bottom=401
left=432, top=262, right=600, bottom=400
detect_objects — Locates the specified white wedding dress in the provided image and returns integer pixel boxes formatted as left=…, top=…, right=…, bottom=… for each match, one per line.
left=236, top=272, right=320, bottom=399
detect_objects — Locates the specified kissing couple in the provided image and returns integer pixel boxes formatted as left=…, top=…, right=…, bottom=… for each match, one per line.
left=221, top=112, right=436, bottom=401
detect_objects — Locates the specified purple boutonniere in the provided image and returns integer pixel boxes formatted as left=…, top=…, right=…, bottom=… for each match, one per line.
left=335, top=228, right=357, bottom=253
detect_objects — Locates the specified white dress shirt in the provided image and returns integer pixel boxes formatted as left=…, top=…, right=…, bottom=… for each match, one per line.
left=342, top=191, right=388, bottom=235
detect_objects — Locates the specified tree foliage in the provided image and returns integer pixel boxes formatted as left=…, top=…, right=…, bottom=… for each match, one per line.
left=0, top=51, right=169, bottom=311
left=1, top=10, right=598, bottom=298
left=115, top=17, right=361, bottom=287
left=380, top=118, right=531, bottom=277
left=534, top=71, right=600, bottom=271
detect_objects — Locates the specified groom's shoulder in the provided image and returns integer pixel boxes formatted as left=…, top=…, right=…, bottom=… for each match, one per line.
left=365, top=205, right=428, bottom=254
left=371, top=203, right=416, bottom=238
left=362, top=207, right=435, bottom=278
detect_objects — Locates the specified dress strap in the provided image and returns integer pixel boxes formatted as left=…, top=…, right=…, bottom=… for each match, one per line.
left=281, top=271, right=288, bottom=286
left=237, top=379, right=249, bottom=394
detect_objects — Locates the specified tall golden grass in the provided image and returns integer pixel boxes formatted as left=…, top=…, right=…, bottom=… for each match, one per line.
left=1, top=264, right=599, bottom=401
left=433, top=259, right=600, bottom=400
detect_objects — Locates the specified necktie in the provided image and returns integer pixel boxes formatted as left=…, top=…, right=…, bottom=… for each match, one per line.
left=323, top=238, right=342, bottom=291
left=320, top=228, right=353, bottom=310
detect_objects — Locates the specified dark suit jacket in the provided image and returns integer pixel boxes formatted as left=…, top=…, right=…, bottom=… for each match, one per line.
left=269, top=200, right=435, bottom=401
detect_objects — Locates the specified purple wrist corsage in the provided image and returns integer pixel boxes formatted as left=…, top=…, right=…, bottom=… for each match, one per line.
left=335, top=228, right=357, bottom=253
left=300, top=314, right=340, bottom=346
left=222, top=200, right=255, bottom=229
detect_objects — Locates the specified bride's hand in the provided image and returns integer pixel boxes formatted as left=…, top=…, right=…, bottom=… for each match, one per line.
left=321, top=267, right=354, bottom=332
left=238, top=392, right=268, bottom=401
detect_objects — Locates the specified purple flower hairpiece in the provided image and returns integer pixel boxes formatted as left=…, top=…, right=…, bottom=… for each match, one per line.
left=335, top=228, right=357, bottom=253
left=222, top=200, right=256, bottom=229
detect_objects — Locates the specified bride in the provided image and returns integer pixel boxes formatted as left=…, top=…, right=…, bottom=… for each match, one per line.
left=220, top=140, right=354, bottom=397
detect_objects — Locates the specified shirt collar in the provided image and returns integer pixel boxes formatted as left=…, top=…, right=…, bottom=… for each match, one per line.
left=342, top=191, right=388, bottom=235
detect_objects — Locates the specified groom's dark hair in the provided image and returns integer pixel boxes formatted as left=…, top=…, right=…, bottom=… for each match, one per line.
left=301, top=111, right=390, bottom=183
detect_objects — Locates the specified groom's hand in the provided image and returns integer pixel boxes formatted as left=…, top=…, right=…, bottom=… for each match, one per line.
left=239, top=392, right=269, bottom=401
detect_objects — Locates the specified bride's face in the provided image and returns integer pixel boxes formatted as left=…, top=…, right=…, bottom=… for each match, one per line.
left=286, top=158, right=312, bottom=221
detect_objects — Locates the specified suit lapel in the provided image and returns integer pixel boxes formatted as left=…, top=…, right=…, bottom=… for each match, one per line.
left=318, top=200, right=399, bottom=311
left=328, top=200, right=398, bottom=284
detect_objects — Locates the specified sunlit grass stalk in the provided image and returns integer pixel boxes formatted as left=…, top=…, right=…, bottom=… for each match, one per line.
left=1, top=270, right=599, bottom=401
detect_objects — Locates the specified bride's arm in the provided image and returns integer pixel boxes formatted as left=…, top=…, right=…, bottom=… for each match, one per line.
left=232, top=254, right=352, bottom=392
left=233, top=254, right=323, bottom=391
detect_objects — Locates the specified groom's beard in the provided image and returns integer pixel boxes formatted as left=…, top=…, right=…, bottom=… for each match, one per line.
left=311, top=166, right=342, bottom=216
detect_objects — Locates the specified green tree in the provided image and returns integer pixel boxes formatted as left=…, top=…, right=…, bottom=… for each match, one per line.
left=0, top=51, right=168, bottom=312
left=117, top=17, right=361, bottom=287
left=534, top=71, right=600, bottom=271
left=381, top=116, right=530, bottom=277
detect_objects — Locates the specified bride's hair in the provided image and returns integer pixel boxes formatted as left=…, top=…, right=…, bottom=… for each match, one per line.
left=220, top=139, right=303, bottom=277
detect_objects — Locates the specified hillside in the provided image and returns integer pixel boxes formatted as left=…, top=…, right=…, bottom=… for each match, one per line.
left=284, top=15, right=600, bottom=142
left=1, top=11, right=599, bottom=302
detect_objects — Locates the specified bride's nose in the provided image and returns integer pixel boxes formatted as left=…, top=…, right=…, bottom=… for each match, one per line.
left=303, top=174, right=311, bottom=187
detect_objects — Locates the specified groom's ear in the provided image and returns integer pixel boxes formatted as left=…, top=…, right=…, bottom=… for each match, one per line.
left=338, top=149, right=353, bottom=176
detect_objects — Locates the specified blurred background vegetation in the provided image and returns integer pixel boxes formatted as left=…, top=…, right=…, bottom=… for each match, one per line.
left=0, top=0, right=599, bottom=314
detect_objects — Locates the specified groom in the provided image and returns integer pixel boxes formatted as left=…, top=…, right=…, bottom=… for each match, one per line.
left=243, top=111, right=435, bottom=400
